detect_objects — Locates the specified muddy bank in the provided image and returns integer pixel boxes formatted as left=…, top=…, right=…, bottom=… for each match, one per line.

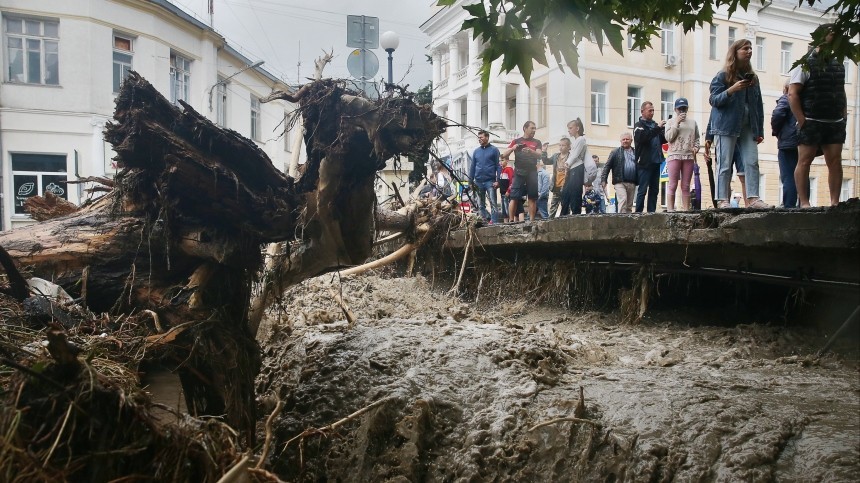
left=257, top=275, right=859, bottom=481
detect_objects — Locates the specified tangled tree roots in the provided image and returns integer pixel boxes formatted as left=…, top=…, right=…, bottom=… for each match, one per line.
left=0, top=294, right=252, bottom=482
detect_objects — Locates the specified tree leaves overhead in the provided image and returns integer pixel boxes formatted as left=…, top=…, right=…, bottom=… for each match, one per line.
left=437, top=0, right=860, bottom=89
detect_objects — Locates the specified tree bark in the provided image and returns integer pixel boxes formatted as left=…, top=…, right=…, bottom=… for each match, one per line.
left=0, top=72, right=445, bottom=441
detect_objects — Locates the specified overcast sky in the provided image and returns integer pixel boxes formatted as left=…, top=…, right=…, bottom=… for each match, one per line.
left=173, top=0, right=434, bottom=89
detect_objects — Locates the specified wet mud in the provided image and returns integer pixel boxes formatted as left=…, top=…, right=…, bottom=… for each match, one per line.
left=257, top=275, right=859, bottom=482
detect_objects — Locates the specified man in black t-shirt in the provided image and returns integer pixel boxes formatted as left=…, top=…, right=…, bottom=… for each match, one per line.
left=502, top=120, right=543, bottom=222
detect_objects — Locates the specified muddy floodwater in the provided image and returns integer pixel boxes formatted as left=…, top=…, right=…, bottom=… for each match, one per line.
left=256, top=274, right=859, bottom=482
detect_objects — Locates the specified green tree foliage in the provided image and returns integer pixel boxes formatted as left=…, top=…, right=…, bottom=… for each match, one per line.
left=437, top=0, right=860, bottom=88
left=415, top=81, right=433, bottom=105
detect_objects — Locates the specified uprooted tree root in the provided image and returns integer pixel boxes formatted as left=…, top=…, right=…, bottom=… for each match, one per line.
left=0, top=292, right=273, bottom=482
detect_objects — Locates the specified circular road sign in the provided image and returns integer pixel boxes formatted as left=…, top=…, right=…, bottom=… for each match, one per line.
left=347, top=48, right=379, bottom=80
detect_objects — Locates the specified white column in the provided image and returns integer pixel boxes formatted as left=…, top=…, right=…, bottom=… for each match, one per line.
left=448, top=38, right=460, bottom=82
left=487, top=59, right=505, bottom=131
left=468, top=32, right=482, bottom=77
left=515, top=83, right=530, bottom=131
left=448, top=98, right=462, bottom=139
left=466, top=88, right=480, bottom=128
left=431, top=49, right=441, bottom=88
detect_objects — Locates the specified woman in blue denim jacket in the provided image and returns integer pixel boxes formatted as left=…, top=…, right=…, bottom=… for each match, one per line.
left=708, top=39, right=772, bottom=209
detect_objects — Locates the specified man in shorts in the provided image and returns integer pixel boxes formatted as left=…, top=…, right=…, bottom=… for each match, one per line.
left=789, top=23, right=847, bottom=207
left=502, top=121, right=543, bottom=222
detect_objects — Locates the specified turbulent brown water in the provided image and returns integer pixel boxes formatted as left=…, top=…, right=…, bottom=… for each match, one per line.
left=256, top=274, right=859, bottom=482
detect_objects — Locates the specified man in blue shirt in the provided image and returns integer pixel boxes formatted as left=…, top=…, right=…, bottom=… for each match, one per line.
left=469, top=130, right=502, bottom=223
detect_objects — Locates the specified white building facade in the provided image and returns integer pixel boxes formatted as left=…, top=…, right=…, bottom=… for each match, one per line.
left=421, top=0, right=859, bottom=208
left=0, top=0, right=300, bottom=230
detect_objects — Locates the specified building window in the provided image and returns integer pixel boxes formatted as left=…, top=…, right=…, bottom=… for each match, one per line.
left=780, top=42, right=792, bottom=75
left=627, top=86, right=642, bottom=128
left=626, top=22, right=643, bottom=52
left=440, top=51, right=450, bottom=79
left=536, top=85, right=547, bottom=128
left=727, top=27, right=736, bottom=48
left=660, top=22, right=674, bottom=57
left=113, top=35, right=133, bottom=93
left=755, top=37, right=765, bottom=71
left=170, top=52, right=191, bottom=104
left=709, top=24, right=718, bottom=60
left=590, top=80, right=607, bottom=125
left=660, top=90, right=675, bottom=121
left=250, top=96, right=261, bottom=141
left=215, top=77, right=228, bottom=127
left=11, top=153, right=67, bottom=215
left=460, top=98, right=467, bottom=127
left=808, top=176, right=818, bottom=206
left=4, top=16, right=59, bottom=85
left=506, top=97, right=517, bottom=129
left=841, top=179, right=853, bottom=201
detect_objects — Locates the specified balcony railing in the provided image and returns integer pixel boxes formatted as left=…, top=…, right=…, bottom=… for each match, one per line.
left=455, top=67, right=467, bottom=81
left=436, top=78, right=449, bottom=90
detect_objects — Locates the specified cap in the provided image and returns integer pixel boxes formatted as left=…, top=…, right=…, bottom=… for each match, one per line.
left=674, top=97, right=689, bottom=109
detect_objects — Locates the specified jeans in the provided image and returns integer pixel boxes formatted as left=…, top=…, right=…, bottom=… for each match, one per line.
left=778, top=148, right=799, bottom=208
left=549, top=189, right=561, bottom=218
left=635, top=163, right=660, bottom=213
left=500, top=194, right=510, bottom=219
left=474, top=179, right=499, bottom=222
left=561, top=164, right=585, bottom=215
left=537, top=197, right=549, bottom=219
left=715, top=128, right=760, bottom=201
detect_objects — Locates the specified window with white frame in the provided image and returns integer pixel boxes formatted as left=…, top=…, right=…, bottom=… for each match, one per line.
left=170, top=52, right=191, bottom=104
left=215, top=77, right=228, bottom=127
left=660, top=90, right=675, bottom=121
left=709, top=24, right=718, bottom=60
left=627, top=86, right=642, bottom=128
left=841, top=179, right=853, bottom=201
left=11, top=153, right=67, bottom=215
left=660, top=22, right=675, bottom=57
left=536, top=85, right=547, bottom=128
left=506, top=97, right=516, bottom=129
left=250, top=96, right=261, bottom=141
left=727, top=27, right=736, bottom=48
left=4, top=16, right=59, bottom=85
left=808, top=176, right=818, bottom=206
left=780, top=42, right=792, bottom=75
left=440, top=51, right=450, bottom=79
left=626, top=21, right=643, bottom=52
left=755, top=37, right=765, bottom=70
left=113, top=34, right=133, bottom=93
left=591, top=80, right=607, bottom=125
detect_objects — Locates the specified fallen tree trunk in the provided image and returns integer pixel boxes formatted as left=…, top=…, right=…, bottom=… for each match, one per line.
left=0, top=72, right=445, bottom=441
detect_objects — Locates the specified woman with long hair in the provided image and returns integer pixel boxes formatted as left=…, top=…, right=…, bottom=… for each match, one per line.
left=561, top=118, right=587, bottom=215
left=708, top=39, right=771, bottom=209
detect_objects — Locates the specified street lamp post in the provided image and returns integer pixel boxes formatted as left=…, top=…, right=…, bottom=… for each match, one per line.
left=379, top=31, right=399, bottom=91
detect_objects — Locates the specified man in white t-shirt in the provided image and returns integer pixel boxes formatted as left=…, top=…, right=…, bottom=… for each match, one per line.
left=788, top=23, right=847, bottom=207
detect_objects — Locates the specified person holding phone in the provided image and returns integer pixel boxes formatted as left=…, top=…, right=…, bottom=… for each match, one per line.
left=707, top=38, right=771, bottom=209
left=664, top=98, right=700, bottom=211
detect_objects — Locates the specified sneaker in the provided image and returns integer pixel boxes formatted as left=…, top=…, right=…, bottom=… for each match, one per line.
left=747, top=199, right=773, bottom=209
left=716, top=200, right=731, bottom=209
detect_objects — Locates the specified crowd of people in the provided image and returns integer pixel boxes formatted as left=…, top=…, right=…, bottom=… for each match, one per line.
left=465, top=24, right=847, bottom=223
